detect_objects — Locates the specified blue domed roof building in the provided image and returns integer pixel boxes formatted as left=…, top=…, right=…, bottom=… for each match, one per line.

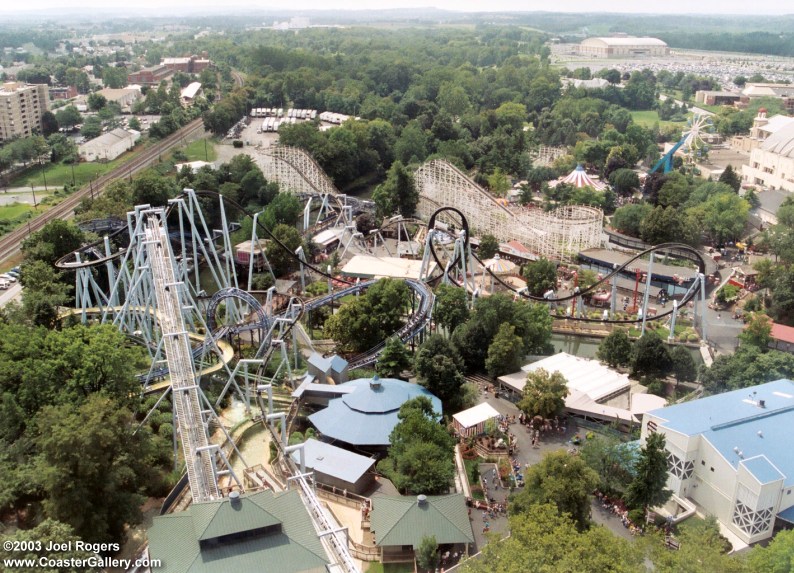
left=308, top=375, right=442, bottom=449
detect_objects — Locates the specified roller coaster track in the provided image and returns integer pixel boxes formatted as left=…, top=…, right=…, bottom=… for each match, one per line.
left=437, top=241, right=706, bottom=326
left=0, top=117, right=206, bottom=265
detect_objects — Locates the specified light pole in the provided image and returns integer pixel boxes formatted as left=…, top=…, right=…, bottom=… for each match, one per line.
left=30, top=183, right=37, bottom=209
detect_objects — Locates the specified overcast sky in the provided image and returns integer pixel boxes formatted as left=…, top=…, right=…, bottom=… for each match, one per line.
left=0, top=0, right=790, bottom=15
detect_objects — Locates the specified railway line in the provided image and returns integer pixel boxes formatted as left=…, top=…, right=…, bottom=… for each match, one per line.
left=0, top=117, right=207, bottom=265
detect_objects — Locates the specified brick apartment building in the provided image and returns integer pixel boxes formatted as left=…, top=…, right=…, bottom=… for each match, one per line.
left=0, top=82, right=49, bottom=142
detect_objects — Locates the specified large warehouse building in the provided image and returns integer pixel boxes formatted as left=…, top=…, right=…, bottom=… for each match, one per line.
left=579, top=37, right=669, bottom=58
left=641, top=379, right=794, bottom=546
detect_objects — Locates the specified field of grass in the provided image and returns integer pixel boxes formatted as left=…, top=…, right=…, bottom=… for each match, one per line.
left=0, top=201, right=39, bottom=237
left=0, top=202, right=34, bottom=220
left=12, top=158, right=124, bottom=188
left=630, top=110, right=687, bottom=130
left=179, top=138, right=217, bottom=162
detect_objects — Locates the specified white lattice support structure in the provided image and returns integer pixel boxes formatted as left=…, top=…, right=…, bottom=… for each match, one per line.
left=531, top=145, right=568, bottom=167
left=415, top=159, right=603, bottom=262
left=144, top=210, right=220, bottom=503
left=257, top=145, right=339, bottom=197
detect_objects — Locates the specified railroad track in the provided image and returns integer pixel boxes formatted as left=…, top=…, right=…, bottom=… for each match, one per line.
left=0, top=117, right=207, bottom=265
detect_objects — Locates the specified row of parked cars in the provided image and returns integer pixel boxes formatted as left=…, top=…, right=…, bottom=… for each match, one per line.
left=0, top=267, right=20, bottom=290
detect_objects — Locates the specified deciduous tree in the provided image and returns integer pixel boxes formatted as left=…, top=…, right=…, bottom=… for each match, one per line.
left=512, top=451, right=599, bottom=531
left=34, top=395, right=163, bottom=544
left=433, top=283, right=469, bottom=334
left=378, top=397, right=455, bottom=495
left=518, top=368, right=569, bottom=420
left=485, top=323, right=524, bottom=377
left=478, top=234, right=499, bottom=259
left=522, top=257, right=558, bottom=297
left=597, top=329, right=633, bottom=368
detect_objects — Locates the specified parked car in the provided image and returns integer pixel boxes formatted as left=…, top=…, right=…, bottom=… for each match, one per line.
left=0, top=281, right=9, bottom=290
left=0, top=274, right=16, bottom=282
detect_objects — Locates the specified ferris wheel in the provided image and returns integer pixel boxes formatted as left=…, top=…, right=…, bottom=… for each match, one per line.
left=680, top=113, right=714, bottom=162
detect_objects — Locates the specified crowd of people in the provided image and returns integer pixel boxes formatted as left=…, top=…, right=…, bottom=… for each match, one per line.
left=595, top=491, right=644, bottom=536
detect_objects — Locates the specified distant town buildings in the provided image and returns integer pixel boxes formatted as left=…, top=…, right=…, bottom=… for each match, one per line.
left=162, top=55, right=211, bottom=74
left=0, top=82, right=49, bottom=142
left=695, top=90, right=741, bottom=106
left=739, top=83, right=794, bottom=114
left=578, top=36, right=669, bottom=58
left=180, top=82, right=202, bottom=106
left=127, top=64, right=173, bottom=88
left=127, top=55, right=212, bottom=88
left=78, top=128, right=140, bottom=162
left=48, top=85, right=78, bottom=101
left=97, top=86, right=142, bottom=111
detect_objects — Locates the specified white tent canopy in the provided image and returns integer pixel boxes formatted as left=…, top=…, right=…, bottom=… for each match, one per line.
left=497, top=352, right=665, bottom=425
left=517, top=352, right=629, bottom=402
left=452, top=402, right=500, bottom=433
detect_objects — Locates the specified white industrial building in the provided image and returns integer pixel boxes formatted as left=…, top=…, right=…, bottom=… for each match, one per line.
left=180, top=82, right=202, bottom=106
left=96, top=87, right=141, bottom=111
left=578, top=37, right=669, bottom=58
left=78, top=128, right=141, bottom=162
left=640, top=379, right=794, bottom=546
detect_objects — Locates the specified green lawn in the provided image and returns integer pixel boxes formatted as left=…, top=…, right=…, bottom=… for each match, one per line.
left=178, top=137, right=217, bottom=162
left=0, top=201, right=38, bottom=237
left=12, top=159, right=124, bottom=188
left=0, top=202, right=34, bottom=220
left=630, top=110, right=687, bottom=130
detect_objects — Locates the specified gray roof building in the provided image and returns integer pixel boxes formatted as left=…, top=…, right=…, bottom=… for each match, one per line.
left=308, top=375, right=442, bottom=448
left=307, top=352, right=349, bottom=385
left=148, top=490, right=330, bottom=573
left=290, top=438, right=376, bottom=494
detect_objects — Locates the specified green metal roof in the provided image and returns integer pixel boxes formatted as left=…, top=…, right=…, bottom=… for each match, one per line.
left=149, top=490, right=330, bottom=573
left=191, top=496, right=281, bottom=541
left=370, top=494, right=474, bottom=548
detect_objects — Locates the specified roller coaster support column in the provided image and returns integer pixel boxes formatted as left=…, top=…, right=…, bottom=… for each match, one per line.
left=196, top=444, right=244, bottom=493
left=296, top=246, right=307, bottom=292
left=266, top=413, right=287, bottom=449
left=285, top=444, right=306, bottom=475
left=668, top=300, right=679, bottom=343
left=610, top=263, right=618, bottom=318
left=248, top=211, right=276, bottom=291
left=698, top=273, right=708, bottom=343
left=419, top=230, right=435, bottom=282
left=218, top=194, right=239, bottom=293
left=641, top=253, right=655, bottom=336
left=216, top=359, right=265, bottom=412
left=104, top=235, right=119, bottom=307
left=256, top=384, right=274, bottom=419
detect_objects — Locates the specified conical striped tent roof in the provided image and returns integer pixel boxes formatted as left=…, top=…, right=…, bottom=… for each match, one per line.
left=555, top=164, right=607, bottom=191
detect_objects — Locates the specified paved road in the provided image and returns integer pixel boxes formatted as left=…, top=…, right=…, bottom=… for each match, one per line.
left=467, top=389, right=585, bottom=550
left=0, top=282, right=22, bottom=307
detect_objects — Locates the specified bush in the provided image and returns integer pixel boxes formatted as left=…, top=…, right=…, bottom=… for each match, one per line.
left=232, top=140, right=244, bottom=148
left=628, top=508, right=645, bottom=525
left=687, top=333, right=699, bottom=342
left=645, top=376, right=666, bottom=397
